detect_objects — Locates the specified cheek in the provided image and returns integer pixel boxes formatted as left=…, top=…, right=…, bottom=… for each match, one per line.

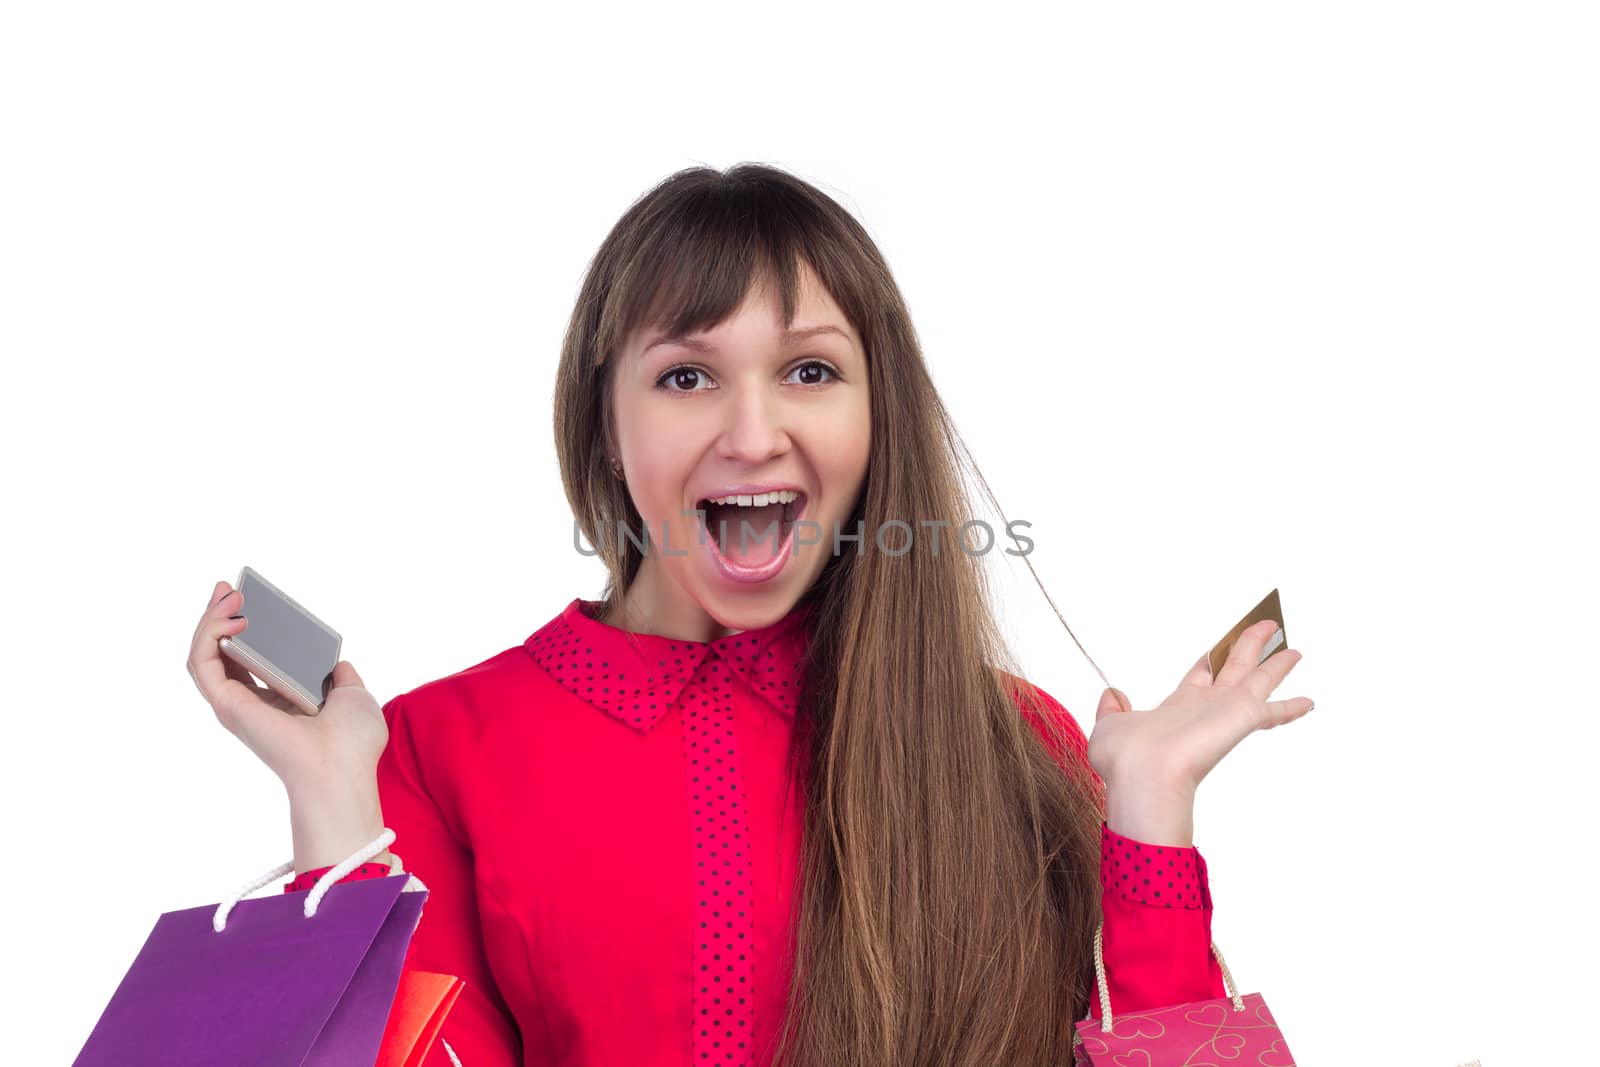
left=621, top=418, right=703, bottom=517
left=628, top=452, right=691, bottom=517
left=837, top=394, right=872, bottom=474
left=807, top=402, right=872, bottom=505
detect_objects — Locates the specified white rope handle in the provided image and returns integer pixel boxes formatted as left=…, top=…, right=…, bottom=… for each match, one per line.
left=1082, top=919, right=1243, bottom=1033
left=212, top=827, right=422, bottom=932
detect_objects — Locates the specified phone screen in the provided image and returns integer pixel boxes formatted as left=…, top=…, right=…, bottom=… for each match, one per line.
left=236, top=568, right=340, bottom=702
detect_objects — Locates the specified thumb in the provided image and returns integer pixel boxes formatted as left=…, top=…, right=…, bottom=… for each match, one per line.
left=1095, top=686, right=1132, bottom=722
left=331, top=659, right=364, bottom=690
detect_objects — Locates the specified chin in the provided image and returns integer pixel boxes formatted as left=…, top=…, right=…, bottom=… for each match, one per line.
left=689, top=576, right=803, bottom=631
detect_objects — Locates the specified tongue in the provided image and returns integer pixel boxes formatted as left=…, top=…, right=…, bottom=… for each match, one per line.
left=705, top=502, right=787, bottom=562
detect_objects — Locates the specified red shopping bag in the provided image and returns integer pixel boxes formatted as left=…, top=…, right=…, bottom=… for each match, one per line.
left=1071, top=921, right=1298, bottom=1066
left=376, top=969, right=465, bottom=1067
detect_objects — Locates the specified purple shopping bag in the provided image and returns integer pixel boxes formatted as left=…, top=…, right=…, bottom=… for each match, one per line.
left=76, top=832, right=427, bottom=1067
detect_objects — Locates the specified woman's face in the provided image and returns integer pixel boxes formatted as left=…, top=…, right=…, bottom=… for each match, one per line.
left=611, top=262, right=871, bottom=636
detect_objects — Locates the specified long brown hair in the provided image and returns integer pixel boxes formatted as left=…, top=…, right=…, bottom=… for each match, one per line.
left=553, top=163, right=1106, bottom=1065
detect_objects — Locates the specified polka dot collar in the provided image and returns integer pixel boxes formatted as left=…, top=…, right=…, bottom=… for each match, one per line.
left=523, top=596, right=815, bottom=732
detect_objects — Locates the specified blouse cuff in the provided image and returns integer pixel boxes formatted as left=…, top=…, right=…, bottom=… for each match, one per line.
left=280, top=861, right=394, bottom=894
left=1100, top=820, right=1211, bottom=909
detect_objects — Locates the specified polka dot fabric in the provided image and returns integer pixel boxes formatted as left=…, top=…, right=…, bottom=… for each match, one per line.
left=266, top=595, right=1227, bottom=1062
left=1100, top=820, right=1210, bottom=909
left=280, top=861, right=391, bottom=894
left=684, top=655, right=754, bottom=1062
left=526, top=598, right=813, bottom=1066
left=521, top=599, right=810, bottom=733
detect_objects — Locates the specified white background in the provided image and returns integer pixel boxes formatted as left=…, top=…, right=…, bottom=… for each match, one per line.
left=4, top=3, right=1594, bottom=1064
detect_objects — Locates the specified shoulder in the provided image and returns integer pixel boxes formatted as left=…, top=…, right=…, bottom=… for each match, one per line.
left=381, top=641, right=550, bottom=731
left=375, top=639, right=565, bottom=814
left=995, top=668, right=1074, bottom=723
left=995, top=668, right=1097, bottom=780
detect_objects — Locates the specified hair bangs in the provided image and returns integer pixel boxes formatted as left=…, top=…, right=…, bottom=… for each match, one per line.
left=594, top=175, right=848, bottom=369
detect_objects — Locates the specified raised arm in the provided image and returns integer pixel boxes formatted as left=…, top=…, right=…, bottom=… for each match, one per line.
left=189, top=579, right=524, bottom=1064
left=1007, top=673, right=1225, bottom=1016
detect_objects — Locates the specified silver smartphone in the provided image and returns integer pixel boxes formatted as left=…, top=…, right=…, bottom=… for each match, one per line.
left=218, top=565, right=342, bottom=715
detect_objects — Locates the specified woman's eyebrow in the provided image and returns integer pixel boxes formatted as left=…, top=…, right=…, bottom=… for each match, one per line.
left=642, top=324, right=850, bottom=356
left=782, top=325, right=850, bottom=344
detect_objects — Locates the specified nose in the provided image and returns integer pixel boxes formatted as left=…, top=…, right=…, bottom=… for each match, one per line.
left=715, top=382, right=791, bottom=465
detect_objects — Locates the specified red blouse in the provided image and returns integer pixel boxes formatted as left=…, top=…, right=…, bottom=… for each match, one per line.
left=284, top=597, right=1225, bottom=1066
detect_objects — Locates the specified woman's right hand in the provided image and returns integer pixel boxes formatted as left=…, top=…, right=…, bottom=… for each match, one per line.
left=186, top=579, right=389, bottom=800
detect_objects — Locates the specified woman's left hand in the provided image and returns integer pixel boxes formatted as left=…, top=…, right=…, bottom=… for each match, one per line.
left=1087, top=618, right=1314, bottom=845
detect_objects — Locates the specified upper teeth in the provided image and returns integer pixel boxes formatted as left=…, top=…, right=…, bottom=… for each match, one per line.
left=704, top=490, right=800, bottom=507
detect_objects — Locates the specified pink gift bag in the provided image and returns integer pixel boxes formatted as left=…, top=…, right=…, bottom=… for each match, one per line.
left=1072, top=921, right=1297, bottom=1066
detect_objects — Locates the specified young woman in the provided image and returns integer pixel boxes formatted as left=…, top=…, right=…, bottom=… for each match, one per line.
left=186, top=163, right=1313, bottom=1066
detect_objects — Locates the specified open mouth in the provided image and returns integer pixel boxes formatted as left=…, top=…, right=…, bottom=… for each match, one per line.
left=695, top=490, right=808, bottom=564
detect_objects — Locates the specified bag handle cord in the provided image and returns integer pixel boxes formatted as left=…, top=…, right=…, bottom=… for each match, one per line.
left=211, top=827, right=425, bottom=932
left=1085, top=919, right=1244, bottom=1033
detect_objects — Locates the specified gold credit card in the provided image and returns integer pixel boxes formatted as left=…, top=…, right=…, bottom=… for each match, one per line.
left=1207, top=588, right=1287, bottom=679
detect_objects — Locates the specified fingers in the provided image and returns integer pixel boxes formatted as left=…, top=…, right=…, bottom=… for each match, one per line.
left=1094, top=686, right=1132, bottom=722
left=330, top=660, right=364, bottom=691
left=186, top=581, right=252, bottom=712
left=1212, top=619, right=1283, bottom=689
left=219, top=650, right=263, bottom=694
left=188, top=581, right=231, bottom=652
left=1243, top=646, right=1302, bottom=702
left=1261, top=695, right=1315, bottom=729
left=1177, top=653, right=1212, bottom=690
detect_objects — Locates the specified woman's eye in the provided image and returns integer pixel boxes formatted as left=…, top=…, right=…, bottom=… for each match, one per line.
left=786, top=360, right=839, bottom=386
left=654, top=359, right=840, bottom=394
left=655, top=366, right=712, bottom=393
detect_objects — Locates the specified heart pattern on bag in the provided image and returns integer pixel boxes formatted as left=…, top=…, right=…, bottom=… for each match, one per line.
left=1211, top=1032, right=1247, bottom=1057
left=1183, top=1003, right=1231, bottom=1028
left=1258, top=1038, right=1295, bottom=1066
left=1110, top=1017, right=1166, bottom=1041
left=1074, top=992, right=1295, bottom=1066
